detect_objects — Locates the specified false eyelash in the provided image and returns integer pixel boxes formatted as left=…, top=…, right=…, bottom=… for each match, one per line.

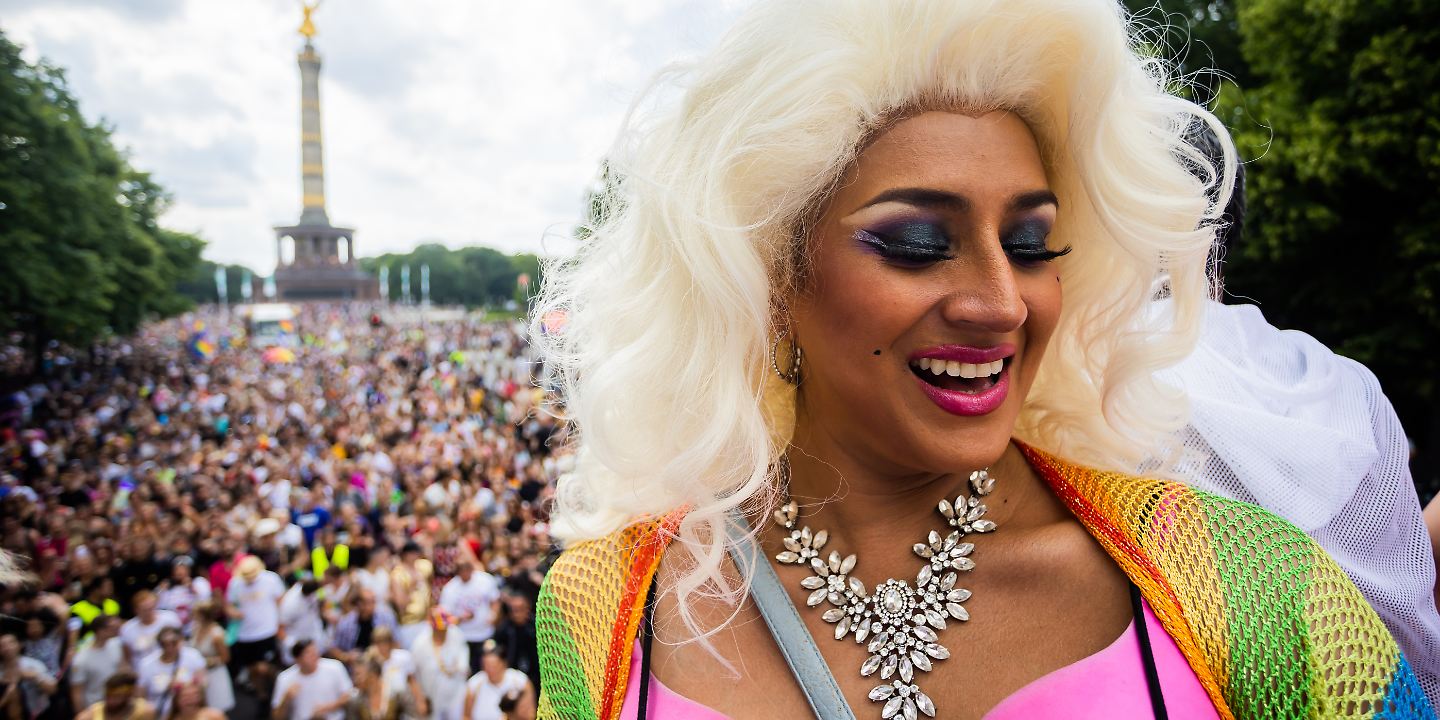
left=1006, top=245, right=1072, bottom=264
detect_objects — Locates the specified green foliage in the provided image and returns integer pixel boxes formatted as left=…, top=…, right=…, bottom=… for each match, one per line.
left=1218, top=0, right=1440, bottom=462
left=0, top=30, right=204, bottom=366
left=1126, top=0, right=1440, bottom=485
left=176, top=260, right=254, bottom=305
left=1123, top=0, right=1251, bottom=102
left=359, top=244, right=542, bottom=308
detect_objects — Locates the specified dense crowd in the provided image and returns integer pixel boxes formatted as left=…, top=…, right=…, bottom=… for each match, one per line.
left=0, top=304, right=562, bottom=720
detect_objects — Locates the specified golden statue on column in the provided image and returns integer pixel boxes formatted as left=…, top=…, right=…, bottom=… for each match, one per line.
left=298, top=0, right=321, bottom=39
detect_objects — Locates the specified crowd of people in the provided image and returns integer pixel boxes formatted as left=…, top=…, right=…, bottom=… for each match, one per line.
left=0, top=304, right=559, bottom=720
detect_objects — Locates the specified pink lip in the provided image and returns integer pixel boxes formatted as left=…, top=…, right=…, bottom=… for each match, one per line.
left=909, top=344, right=1015, bottom=417
left=909, top=343, right=1015, bottom=364
left=913, top=365, right=1010, bottom=416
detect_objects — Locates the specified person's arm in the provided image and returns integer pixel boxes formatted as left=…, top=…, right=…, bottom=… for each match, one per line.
left=225, top=584, right=244, bottom=621
left=306, top=695, right=348, bottom=719
left=463, top=686, right=476, bottom=720
left=407, top=674, right=428, bottom=718
left=21, top=663, right=56, bottom=696
left=272, top=677, right=299, bottom=720
left=515, top=679, right=538, bottom=720
left=68, top=658, right=86, bottom=712
left=213, top=629, right=230, bottom=667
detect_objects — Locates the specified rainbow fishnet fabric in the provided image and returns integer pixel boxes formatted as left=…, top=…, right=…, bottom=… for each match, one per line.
left=536, top=510, right=682, bottom=720
left=1020, top=443, right=1433, bottom=719
left=537, top=451, right=1434, bottom=719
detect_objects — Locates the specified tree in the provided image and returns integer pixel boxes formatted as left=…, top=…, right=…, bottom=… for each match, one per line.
left=1122, top=0, right=1252, bottom=104
left=359, top=244, right=543, bottom=308
left=1123, top=0, right=1440, bottom=492
left=176, top=260, right=255, bottom=305
left=0, top=30, right=204, bottom=371
left=1218, top=0, right=1440, bottom=491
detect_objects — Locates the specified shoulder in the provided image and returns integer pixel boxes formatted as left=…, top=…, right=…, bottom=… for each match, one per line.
left=541, top=511, right=684, bottom=600
left=537, top=511, right=684, bottom=719
left=274, top=666, right=298, bottom=686
left=1020, top=443, right=1434, bottom=717
left=505, top=668, right=529, bottom=688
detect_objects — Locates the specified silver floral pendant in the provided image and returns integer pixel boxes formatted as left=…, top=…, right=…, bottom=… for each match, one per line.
left=773, top=469, right=997, bottom=720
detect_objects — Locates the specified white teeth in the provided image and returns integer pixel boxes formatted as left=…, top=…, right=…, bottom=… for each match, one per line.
left=909, top=358, right=1008, bottom=377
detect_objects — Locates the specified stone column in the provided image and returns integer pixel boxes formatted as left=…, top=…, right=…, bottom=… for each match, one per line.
left=298, top=41, right=328, bottom=226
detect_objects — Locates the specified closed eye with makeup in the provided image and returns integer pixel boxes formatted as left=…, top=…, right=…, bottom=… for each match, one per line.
left=850, top=188, right=1070, bottom=270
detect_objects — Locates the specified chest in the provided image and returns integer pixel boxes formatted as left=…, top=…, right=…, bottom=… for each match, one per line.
left=648, top=521, right=1132, bottom=720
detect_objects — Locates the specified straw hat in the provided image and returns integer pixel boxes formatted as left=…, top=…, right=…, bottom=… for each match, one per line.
left=236, top=555, right=265, bottom=582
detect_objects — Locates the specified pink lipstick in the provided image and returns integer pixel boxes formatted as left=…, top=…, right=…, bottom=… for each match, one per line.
left=908, top=344, right=1014, bottom=416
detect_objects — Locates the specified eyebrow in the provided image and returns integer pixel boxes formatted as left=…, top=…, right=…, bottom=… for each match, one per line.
left=857, top=187, right=1058, bottom=214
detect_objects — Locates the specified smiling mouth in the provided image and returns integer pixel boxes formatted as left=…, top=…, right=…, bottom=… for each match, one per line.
left=908, top=357, right=1008, bottom=393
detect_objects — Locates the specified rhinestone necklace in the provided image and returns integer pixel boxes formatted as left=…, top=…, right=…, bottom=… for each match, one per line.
left=771, top=469, right=998, bottom=720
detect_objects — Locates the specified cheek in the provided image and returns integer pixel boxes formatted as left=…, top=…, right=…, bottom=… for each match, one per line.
left=795, top=249, right=919, bottom=359
left=1018, top=271, right=1063, bottom=378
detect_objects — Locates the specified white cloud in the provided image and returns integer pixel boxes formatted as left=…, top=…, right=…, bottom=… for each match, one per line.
left=2, top=0, right=752, bottom=272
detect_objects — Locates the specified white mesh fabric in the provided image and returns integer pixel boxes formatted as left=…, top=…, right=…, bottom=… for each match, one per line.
left=1155, top=300, right=1440, bottom=708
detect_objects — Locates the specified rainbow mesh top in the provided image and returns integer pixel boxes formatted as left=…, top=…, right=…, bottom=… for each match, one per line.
left=536, top=445, right=1435, bottom=719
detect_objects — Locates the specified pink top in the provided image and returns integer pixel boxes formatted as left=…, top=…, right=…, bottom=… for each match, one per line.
left=618, top=599, right=1221, bottom=719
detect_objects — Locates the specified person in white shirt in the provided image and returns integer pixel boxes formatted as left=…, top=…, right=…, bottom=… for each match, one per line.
left=135, top=627, right=207, bottom=719
left=463, top=639, right=535, bottom=720
left=277, top=580, right=326, bottom=664
left=437, top=562, right=500, bottom=674
left=0, top=631, right=57, bottom=718
left=69, top=615, right=127, bottom=709
left=353, top=544, right=393, bottom=609
left=271, top=639, right=352, bottom=720
left=411, top=610, right=470, bottom=720
left=225, top=556, right=285, bottom=696
left=156, top=557, right=211, bottom=636
left=119, top=590, right=181, bottom=665
left=370, top=625, right=428, bottom=717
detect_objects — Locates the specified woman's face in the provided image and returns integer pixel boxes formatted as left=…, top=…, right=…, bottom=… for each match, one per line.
left=791, top=111, right=1063, bottom=475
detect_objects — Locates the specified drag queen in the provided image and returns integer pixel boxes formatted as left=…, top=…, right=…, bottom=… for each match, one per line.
left=531, top=1, right=1434, bottom=718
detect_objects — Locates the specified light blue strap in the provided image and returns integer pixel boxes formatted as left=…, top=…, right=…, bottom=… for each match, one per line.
left=727, top=512, right=857, bottom=720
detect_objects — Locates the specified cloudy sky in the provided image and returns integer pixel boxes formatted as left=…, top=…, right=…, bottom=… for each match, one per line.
left=2, top=0, right=752, bottom=272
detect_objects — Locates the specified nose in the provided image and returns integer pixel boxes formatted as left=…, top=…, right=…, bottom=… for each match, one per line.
left=937, top=234, right=1027, bottom=333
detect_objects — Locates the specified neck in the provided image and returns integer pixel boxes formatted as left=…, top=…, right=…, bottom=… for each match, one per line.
left=782, top=414, right=1036, bottom=553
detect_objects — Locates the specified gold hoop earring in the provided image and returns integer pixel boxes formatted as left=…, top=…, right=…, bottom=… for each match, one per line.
left=770, top=331, right=803, bottom=385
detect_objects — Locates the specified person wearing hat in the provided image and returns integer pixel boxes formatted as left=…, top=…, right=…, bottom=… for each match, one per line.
left=411, top=608, right=469, bottom=720
left=248, top=517, right=299, bottom=579
left=223, top=555, right=284, bottom=697
left=462, top=639, right=534, bottom=720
